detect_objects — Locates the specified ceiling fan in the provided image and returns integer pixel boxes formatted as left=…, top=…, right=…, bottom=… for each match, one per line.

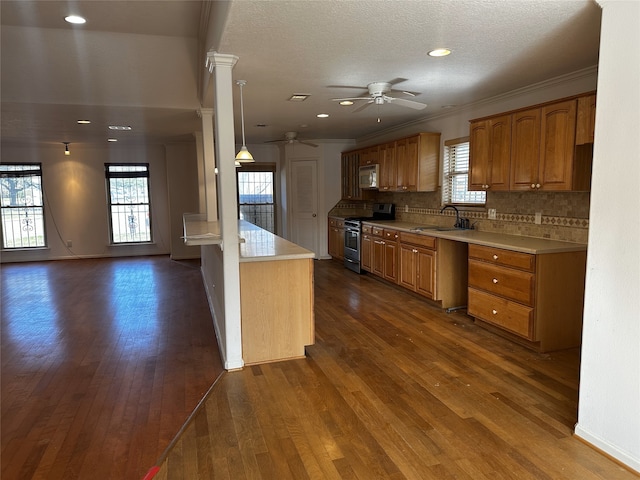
left=265, top=131, right=318, bottom=147
left=331, top=78, right=427, bottom=113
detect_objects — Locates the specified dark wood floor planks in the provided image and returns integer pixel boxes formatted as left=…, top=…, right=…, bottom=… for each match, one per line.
left=1, top=256, right=224, bottom=479
left=156, top=259, right=635, bottom=480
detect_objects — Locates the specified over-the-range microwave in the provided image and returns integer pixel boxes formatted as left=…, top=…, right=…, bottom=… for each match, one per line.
left=358, top=164, right=379, bottom=189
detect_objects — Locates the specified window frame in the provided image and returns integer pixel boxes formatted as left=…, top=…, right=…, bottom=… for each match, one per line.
left=0, top=162, right=47, bottom=249
left=441, top=137, right=486, bottom=207
left=236, top=163, right=277, bottom=234
left=105, top=163, right=153, bottom=244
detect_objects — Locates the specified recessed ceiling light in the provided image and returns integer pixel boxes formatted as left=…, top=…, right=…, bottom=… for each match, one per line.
left=289, top=94, right=310, bottom=102
left=65, top=15, right=86, bottom=24
left=317, top=113, right=329, bottom=118
left=107, top=138, right=118, bottom=142
left=77, top=120, right=91, bottom=124
left=339, top=100, right=354, bottom=106
left=428, top=48, right=451, bottom=57
left=108, top=125, right=132, bottom=131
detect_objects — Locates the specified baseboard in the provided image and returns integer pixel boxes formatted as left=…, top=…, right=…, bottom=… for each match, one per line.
left=574, top=424, right=640, bottom=475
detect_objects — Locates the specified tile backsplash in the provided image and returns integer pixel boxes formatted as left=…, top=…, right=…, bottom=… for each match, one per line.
left=330, top=190, right=590, bottom=244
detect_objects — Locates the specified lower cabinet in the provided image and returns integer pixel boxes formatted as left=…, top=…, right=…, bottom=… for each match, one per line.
left=370, top=226, right=398, bottom=283
left=399, top=232, right=436, bottom=299
left=361, top=224, right=373, bottom=272
left=467, top=244, right=586, bottom=352
left=328, top=218, right=344, bottom=260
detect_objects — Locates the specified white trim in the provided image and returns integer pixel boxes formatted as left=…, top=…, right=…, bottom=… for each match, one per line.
left=574, top=425, right=640, bottom=473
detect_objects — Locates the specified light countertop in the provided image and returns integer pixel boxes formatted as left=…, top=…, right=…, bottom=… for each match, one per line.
left=359, top=219, right=587, bottom=254
left=183, top=215, right=314, bottom=261
left=239, top=221, right=315, bottom=262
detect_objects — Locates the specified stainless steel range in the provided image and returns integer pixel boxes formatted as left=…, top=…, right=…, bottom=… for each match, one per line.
left=344, top=203, right=395, bottom=274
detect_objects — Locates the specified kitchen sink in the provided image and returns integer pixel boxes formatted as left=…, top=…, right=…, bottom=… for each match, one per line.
left=411, top=226, right=462, bottom=232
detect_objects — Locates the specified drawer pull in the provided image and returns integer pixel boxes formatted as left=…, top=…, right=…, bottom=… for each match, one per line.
left=492, top=309, right=498, bottom=315
left=492, top=278, right=498, bottom=284
left=493, top=254, right=498, bottom=260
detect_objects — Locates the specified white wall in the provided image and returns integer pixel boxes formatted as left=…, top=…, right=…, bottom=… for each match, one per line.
left=575, top=0, right=640, bottom=472
left=0, top=142, right=174, bottom=262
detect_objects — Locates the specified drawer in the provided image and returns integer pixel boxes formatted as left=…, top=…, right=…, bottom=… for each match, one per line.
left=469, top=244, right=535, bottom=272
left=329, top=218, right=344, bottom=228
left=399, top=232, right=437, bottom=250
left=383, top=229, right=399, bottom=241
left=362, top=224, right=372, bottom=234
left=468, top=259, right=535, bottom=306
left=468, top=287, right=534, bottom=339
left=372, top=226, right=384, bottom=237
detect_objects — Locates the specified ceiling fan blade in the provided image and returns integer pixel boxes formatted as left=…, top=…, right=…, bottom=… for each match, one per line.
left=387, top=77, right=409, bottom=86
left=353, top=100, right=373, bottom=113
left=264, top=139, right=285, bottom=144
left=298, top=140, right=318, bottom=148
left=386, top=96, right=427, bottom=110
left=326, top=84, right=368, bottom=90
left=331, top=96, right=371, bottom=102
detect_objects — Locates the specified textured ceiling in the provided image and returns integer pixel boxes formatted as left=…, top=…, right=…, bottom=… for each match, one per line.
left=0, top=0, right=602, bottom=147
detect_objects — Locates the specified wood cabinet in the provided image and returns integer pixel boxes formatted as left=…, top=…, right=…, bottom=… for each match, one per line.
left=399, top=232, right=437, bottom=299
left=361, top=224, right=373, bottom=272
left=240, top=258, right=314, bottom=365
left=341, top=151, right=362, bottom=200
left=469, top=115, right=511, bottom=191
left=340, top=132, right=440, bottom=194
left=378, top=142, right=396, bottom=191
left=370, top=226, right=398, bottom=283
left=467, top=244, right=586, bottom=352
left=576, top=94, right=596, bottom=145
left=328, top=218, right=344, bottom=260
left=471, top=92, right=595, bottom=193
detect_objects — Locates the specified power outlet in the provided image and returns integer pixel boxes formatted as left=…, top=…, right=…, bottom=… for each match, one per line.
left=66, top=240, right=73, bottom=247
left=535, top=212, right=542, bottom=225
left=404, top=205, right=409, bottom=213
left=488, top=208, right=497, bottom=220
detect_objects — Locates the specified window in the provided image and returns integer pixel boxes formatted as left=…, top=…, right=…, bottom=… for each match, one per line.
left=442, top=137, right=486, bottom=205
left=237, top=164, right=276, bottom=233
left=106, top=163, right=152, bottom=243
left=0, top=163, right=47, bottom=248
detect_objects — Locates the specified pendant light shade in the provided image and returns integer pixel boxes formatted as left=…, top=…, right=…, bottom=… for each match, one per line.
left=235, top=80, right=254, bottom=163
left=63, top=142, right=70, bottom=156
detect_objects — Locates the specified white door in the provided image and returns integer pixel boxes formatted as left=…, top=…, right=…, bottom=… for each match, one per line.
left=289, top=159, right=319, bottom=255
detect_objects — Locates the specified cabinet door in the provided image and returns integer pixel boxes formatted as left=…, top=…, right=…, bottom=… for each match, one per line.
left=510, top=108, right=541, bottom=191
left=539, top=100, right=577, bottom=191
left=469, top=120, right=490, bottom=190
left=416, top=248, right=436, bottom=299
left=383, top=241, right=398, bottom=283
left=379, top=142, right=396, bottom=191
left=469, top=116, right=511, bottom=191
left=487, top=115, right=511, bottom=191
left=341, top=151, right=361, bottom=200
left=399, top=136, right=419, bottom=191
left=399, top=245, right=417, bottom=290
left=372, top=239, right=385, bottom=277
left=361, top=234, right=372, bottom=272
left=395, top=138, right=407, bottom=190
left=360, top=146, right=379, bottom=166
left=576, top=94, right=596, bottom=145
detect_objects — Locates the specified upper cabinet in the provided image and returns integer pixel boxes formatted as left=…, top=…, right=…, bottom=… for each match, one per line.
left=470, top=92, right=595, bottom=193
left=341, top=132, right=441, bottom=195
left=469, top=114, right=511, bottom=191
left=341, top=150, right=362, bottom=200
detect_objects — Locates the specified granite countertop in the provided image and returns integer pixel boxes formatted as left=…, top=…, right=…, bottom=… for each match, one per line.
left=360, top=219, right=587, bottom=254
left=239, top=220, right=315, bottom=262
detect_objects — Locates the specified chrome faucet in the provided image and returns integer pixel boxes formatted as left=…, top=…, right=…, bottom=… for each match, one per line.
left=440, top=205, right=462, bottom=228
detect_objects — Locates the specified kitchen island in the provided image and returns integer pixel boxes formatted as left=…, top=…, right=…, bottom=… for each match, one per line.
left=238, top=222, right=315, bottom=365
left=184, top=216, right=315, bottom=366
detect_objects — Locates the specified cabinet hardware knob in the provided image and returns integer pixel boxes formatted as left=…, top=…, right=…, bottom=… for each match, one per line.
left=531, top=184, right=536, bottom=189
left=493, top=254, right=498, bottom=260
left=413, top=249, right=418, bottom=253
left=492, top=278, right=498, bottom=284
left=492, top=309, right=498, bottom=315
left=536, top=183, right=541, bottom=189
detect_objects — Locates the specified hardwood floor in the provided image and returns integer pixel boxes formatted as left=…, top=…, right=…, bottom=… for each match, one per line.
left=1, top=256, right=224, bottom=480
left=156, top=259, right=635, bottom=480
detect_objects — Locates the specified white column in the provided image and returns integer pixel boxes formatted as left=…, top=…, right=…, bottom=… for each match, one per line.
left=207, top=51, right=244, bottom=370
left=192, top=131, right=206, bottom=214
left=197, top=108, right=217, bottom=221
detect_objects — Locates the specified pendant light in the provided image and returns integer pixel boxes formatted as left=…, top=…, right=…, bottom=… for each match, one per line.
left=63, top=142, right=70, bottom=155
left=235, top=80, right=254, bottom=163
